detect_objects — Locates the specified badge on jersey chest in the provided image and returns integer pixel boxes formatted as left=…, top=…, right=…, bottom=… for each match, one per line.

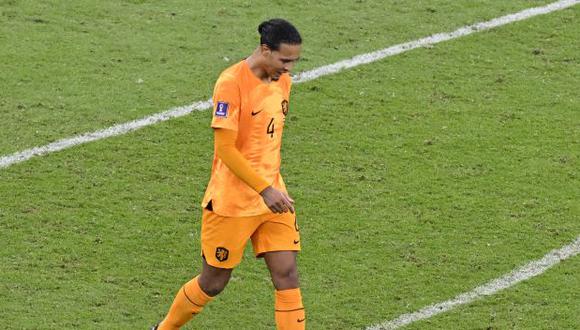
left=215, top=101, right=229, bottom=117
left=281, top=99, right=289, bottom=116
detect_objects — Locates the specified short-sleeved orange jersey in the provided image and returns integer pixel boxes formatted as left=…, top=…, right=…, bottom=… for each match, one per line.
left=201, top=59, right=292, bottom=217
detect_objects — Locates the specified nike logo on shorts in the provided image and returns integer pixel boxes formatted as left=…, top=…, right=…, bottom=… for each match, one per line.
left=251, top=110, right=262, bottom=116
left=293, top=240, right=300, bottom=244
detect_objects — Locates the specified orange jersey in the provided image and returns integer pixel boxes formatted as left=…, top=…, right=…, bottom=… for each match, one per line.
left=201, top=60, right=292, bottom=217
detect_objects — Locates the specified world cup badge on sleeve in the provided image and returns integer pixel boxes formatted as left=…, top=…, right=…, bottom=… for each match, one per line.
left=215, top=101, right=229, bottom=117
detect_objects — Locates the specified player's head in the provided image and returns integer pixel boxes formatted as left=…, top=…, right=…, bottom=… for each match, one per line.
left=258, top=18, right=302, bottom=81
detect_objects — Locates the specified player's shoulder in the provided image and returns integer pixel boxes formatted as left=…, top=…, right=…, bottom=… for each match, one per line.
left=217, top=60, right=246, bottom=85
left=279, top=73, right=292, bottom=91
left=213, top=61, right=245, bottom=101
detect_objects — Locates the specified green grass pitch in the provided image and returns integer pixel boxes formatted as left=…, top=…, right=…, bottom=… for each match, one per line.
left=0, top=1, right=578, bottom=329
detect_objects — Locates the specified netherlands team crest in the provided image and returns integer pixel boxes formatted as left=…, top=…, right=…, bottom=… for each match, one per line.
left=215, top=247, right=229, bottom=262
left=281, top=100, right=289, bottom=116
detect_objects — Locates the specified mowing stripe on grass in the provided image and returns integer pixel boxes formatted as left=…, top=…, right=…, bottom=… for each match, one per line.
left=366, top=236, right=580, bottom=330
left=1, top=0, right=579, bottom=170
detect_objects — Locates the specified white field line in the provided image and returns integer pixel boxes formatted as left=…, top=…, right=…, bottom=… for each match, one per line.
left=0, top=100, right=210, bottom=169
left=366, top=236, right=580, bottom=330
left=1, top=0, right=579, bottom=170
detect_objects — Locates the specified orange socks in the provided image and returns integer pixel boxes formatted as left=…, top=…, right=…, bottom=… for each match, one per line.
left=275, top=288, right=305, bottom=330
left=158, top=276, right=213, bottom=330
left=158, top=279, right=304, bottom=329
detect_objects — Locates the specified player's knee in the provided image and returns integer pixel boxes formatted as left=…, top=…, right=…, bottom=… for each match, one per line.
left=199, top=276, right=229, bottom=296
left=199, top=271, right=231, bottom=297
left=271, top=266, right=299, bottom=289
left=204, top=284, right=227, bottom=296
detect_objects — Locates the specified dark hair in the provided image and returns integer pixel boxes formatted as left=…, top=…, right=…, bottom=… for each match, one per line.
left=258, top=18, right=301, bottom=51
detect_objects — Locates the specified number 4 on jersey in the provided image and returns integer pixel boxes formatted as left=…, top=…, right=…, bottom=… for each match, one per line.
left=267, top=118, right=275, bottom=138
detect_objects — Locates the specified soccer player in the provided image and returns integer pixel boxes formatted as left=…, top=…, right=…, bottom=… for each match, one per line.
left=153, top=19, right=305, bottom=329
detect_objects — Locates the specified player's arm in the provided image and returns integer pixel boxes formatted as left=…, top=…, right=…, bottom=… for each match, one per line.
left=214, top=128, right=294, bottom=214
left=214, top=128, right=269, bottom=192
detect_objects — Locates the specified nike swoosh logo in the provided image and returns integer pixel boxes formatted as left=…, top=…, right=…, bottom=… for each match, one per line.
left=297, top=318, right=305, bottom=323
left=293, top=240, right=300, bottom=244
left=251, top=110, right=262, bottom=116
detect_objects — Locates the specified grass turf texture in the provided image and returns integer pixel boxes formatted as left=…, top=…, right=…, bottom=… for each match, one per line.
left=405, top=257, right=580, bottom=329
left=0, top=0, right=555, bottom=156
left=1, top=1, right=579, bottom=329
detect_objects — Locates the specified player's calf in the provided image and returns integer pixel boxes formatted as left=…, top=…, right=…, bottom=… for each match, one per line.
left=157, top=276, right=213, bottom=330
left=157, top=260, right=232, bottom=330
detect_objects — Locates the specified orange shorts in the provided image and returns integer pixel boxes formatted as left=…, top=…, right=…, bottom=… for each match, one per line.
left=201, top=208, right=301, bottom=269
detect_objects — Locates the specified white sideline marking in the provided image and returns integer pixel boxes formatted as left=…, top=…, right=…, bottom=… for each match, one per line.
left=0, top=100, right=211, bottom=169
left=366, top=236, right=580, bottom=330
left=1, top=0, right=578, bottom=169
left=293, top=0, right=580, bottom=83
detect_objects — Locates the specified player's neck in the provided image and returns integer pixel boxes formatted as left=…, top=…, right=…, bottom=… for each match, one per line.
left=246, top=49, right=272, bottom=83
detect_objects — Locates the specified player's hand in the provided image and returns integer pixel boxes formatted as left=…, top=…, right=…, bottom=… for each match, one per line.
left=260, top=186, right=295, bottom=214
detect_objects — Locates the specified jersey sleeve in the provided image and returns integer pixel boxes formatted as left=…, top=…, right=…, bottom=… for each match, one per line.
left=214, top=128, right=270, bottom=193
left=211, top=77, right=241, bottom=131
